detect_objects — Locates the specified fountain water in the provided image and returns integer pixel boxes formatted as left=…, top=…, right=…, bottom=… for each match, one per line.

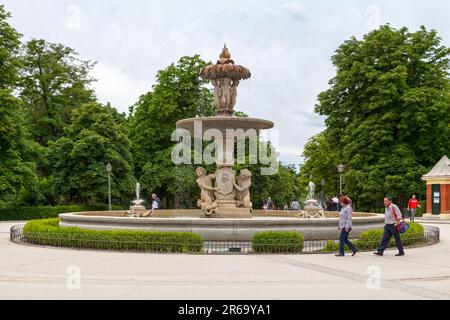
left=125, top=182, right=150, bottom=217
left=298, top=181, right=325, bottom=218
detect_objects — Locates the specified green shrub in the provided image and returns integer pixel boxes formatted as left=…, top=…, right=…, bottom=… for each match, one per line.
left=252, top=231, right=304, bottom=253
left=322, top=240, right=340, bottom=253
left=23, top=218, right=204, bottom=253
left=400, top=223, right=425, bottom=246
left=0, top=205, right=126, bottom=221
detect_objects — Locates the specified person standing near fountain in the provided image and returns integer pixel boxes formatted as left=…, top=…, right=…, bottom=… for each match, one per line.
left=336, top=196, right=358, bottom=257
left=266, top=197, right=274, bottom=211
left=151, top=193, right=162, bottom=210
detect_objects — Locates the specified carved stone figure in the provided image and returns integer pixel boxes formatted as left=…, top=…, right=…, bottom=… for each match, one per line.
left=214, top=166, right=236, bottom=201
left=201, top=46, right=251, bottom=117
left=234, top=169, right=252, bottom=209
left=211, top=79, right=222, bottom=114
left=230, top=79, right=239, bottom=110
left=195, top=167, right=218, bottom=216
left=219, top=77, right=232, bottom=113
left=306, top=181, right=315, bottom=200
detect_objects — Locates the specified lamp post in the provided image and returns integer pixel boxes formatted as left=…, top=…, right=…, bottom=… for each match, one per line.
left=106, top=163, right=112, bottom=211
left=337, top=164, right=344, bottom=195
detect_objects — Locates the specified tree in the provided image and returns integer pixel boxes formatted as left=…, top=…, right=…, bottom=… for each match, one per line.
left=298, top=131, right=340, bottom=198
left=128, top=55, right=215, bottom=206
left=312, top=25, right=450, bottom=210
left=0, top=5, right=38, bottom=205
left=19, top=39, right=96, bottom=146
left=50, top=103, right=135, bottom=205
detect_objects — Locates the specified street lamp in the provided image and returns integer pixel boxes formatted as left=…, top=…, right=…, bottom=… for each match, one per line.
left=337, top=164, right=345, bottom=195
left=106, top=163, right=112, bottom=211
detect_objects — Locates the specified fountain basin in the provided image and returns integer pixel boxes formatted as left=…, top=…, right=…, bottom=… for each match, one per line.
left=59, top=210, right=384, bottom=241
left=176, top=117, right=274, bottom=132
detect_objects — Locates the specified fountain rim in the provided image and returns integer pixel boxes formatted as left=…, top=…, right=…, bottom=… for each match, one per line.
left=176, top=116, right=274, bottom=133
left=59, top=211, right=384, bottom=225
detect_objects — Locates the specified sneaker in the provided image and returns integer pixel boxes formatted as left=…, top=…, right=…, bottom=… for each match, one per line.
left=395, top=253, right=405, bottom=257
left=373, top=252, right=383, bottom=256
left=352, top=250, right=358, bottom=256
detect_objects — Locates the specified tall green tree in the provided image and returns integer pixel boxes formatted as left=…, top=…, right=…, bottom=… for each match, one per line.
left=299, top=131, right=340, bottom=198
left=19, top=39, right=96, bottom=146
left=128, top=55, right=215, bottom=206
left=50, top=103, right=135, bottom=205
left=0, top=5, right=38, bottom=205
left=312, top=25, right=450, bottom=210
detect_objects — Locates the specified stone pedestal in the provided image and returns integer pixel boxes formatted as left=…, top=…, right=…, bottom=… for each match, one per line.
left=125, top=205, right=151, bottom=217
left=204, top=208, right=252, bottom=219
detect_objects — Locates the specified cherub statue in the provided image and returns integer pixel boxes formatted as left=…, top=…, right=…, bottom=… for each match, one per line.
left=211, top=79, right=223, bottom=113
left=234, top=169, right=253, bottom=210
left=230, top=79, right=239, bottom=112
left=218, top=77, right=233, bottom=113
left=195, top=167, right=218, bottom=216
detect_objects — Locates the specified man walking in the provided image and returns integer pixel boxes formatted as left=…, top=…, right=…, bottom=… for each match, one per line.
left=374, top=197, right=405, bottom=257
left=407, top=195, right=421, bottom=223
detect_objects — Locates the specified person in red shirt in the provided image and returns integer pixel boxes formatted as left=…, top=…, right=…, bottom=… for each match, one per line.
left=407, top=195, right=421, bottom=223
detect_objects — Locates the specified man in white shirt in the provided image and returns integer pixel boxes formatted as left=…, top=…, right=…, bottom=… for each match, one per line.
left=374, top=197, right=405, bottom=257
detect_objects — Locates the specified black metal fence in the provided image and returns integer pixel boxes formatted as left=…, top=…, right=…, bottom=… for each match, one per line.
left=10, top=224, right=440, bottom=255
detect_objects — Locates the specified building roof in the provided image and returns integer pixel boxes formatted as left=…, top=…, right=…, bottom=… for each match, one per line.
left=423, top=156, right=450, bottom=179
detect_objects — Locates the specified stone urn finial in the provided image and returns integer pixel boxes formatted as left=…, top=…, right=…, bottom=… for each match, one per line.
left=219, top=45, right=232, bottom=64
left=200, top=46, right=251, bottom=116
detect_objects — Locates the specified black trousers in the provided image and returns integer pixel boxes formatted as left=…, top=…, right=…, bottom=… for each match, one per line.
left=377, top=224, right=404, bottom=254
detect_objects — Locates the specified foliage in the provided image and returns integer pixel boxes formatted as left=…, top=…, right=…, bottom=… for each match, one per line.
left=23, top=218, right=204, bottom=253
left=237, top=162, right=301, bottom=209
left=252, top=231, right=304, bottom=253
left=304, top=25, right=450, bottom=210
left=128, top=55, right=215, bottom=206
left=0, top=5, right=21, bottom=89
left=0, top=6, right=38, bottom=205
left=0, top=205, right=126, bottom=221
left=49, top=103, right=135, bottom=205
left=18, top=39, right=96, bottom=146
left=299, top=131, right=340, bottom=199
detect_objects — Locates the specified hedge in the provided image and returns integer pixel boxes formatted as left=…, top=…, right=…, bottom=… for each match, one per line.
left=252, top=231, right=304, bottom=253
left=0, top=205, right=126, bottom=221
left=322, top=223, right=425, bottom=252
left=22, top=218, right=204, bottom=253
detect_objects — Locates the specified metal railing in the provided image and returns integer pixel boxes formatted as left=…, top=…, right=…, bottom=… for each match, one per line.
left=10, top=224, right=440, bottom=255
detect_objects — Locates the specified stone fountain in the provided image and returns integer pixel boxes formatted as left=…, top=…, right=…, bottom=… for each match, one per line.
left=58, top=47, right=385, bottom=241
left=125, top=183, right=151, bottom=217
left=177, top=46, right=274, bottom=218
left=298, top=181, right=325, bottom=219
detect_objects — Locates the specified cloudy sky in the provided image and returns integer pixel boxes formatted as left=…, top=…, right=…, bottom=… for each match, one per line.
left=3, top=0, right=450, bottom=167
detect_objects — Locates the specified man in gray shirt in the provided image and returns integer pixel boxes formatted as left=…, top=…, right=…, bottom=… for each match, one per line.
left=374, top=197, right=405, bottom=256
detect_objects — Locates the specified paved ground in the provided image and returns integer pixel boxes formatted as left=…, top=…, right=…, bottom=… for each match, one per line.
left=1, top=221, right=450, bottom=300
